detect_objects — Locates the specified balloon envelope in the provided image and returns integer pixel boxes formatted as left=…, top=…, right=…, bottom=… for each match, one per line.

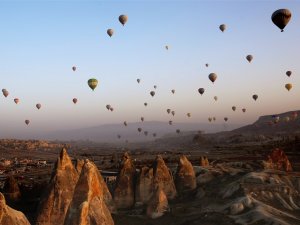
left=285, top=83, right=292, bottom=91
left=272, top=9, right=292, bottom=32
left=25, top=120, right=30, bottom=125
left=73, top=98, right=78, bottom=104
left=198, top=88, right=205, bottom=95
left=14, top=98, right=19, bottom=104
left=107, top=29, right=114, bottom=37
left=246, top=55, right=253, bottom=63
left=88, top=78, right=98, bottom=91
left=119, top=15, right=128, bottom=26
left=36, top=104, right=41, bottom=110
left=208, top=73, right=217, bottom=83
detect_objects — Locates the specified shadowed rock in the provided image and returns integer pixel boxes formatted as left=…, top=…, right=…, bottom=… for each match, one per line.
left=0, top=192, right=30, bottom=225
left=2, top=176, right=21, bottom=203
left=136, top=167, right=154, bottom=204
left=64, top=160, right=114, bottom=225
left=113, top=152, right=136, bottom=209
left=263, top=148, right=293, bottom=172
left=35, top=148, right=80, bottom=225
left=146, top=187, right=169, bottom=219
left=75, top=159, right=85, bottom=174
left=152, top=155, right=177, bottom=200
left=175, top=155, right=196, bottom=195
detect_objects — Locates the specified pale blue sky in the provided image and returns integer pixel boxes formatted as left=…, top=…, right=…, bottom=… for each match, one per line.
left=0, top=0, right=300, bottom=137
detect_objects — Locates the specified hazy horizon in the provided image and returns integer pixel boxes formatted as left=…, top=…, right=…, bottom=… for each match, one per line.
left=1, top=1, right=299, bottom=139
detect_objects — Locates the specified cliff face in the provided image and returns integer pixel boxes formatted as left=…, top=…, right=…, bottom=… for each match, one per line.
left=113, top=152, right=136, bottom=209
left=175, top=155, right=196, bottom=195
left=35, top=148, right=80, bottom=225
left=64, top=160, right=114, bottom=225
left=0, top=192, right=31, bottom=225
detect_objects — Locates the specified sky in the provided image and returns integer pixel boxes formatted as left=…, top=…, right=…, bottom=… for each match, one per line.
left=0, top=0, right=300, bottom=138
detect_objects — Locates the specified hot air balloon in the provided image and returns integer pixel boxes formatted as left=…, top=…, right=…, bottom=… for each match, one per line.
left=72, top=66, right=76, bottom=71
left=213, top=117, right=216, bottom=121
left=141, top=117, right=144, bottom=122
left=119, top=15, right=128, bottom=26
left=242, top=108, right=246, bottom=113
left=169, top=120, right=173, bottom=125
left=232, top=106, right=236, bottom=111
left=214, top=96, right=218, bottom=101
left=36, top=104, right=41, bottom=110
left=2, top=89, right=9, bottom=98
left=154, top=85, right=157, bottom=89
left=205, top=63, right=209, bottom=67
left=176, top=129, right=180, bottom=134
left=286, top=71, right=292, bottom=77
left=150, top=91, right=155, bottom=97
left=144, top=102, right=148, bottom=107
left=285, top=83, right=292, bottom=91
left=171, top=111, right=175, bottom=116
left=208, top=73, right=217, bottom=83
left=138, top=128, right=142, bottom=132
left=14, top=98, right=19, bottom=104
left=25, top=120, right=30, bottom=125
left=246, top=55, right=253, bottom=63
left=271, top=9, right=292, bottom=32
left=153, top=133, right=157, bottom=137
left=144, top=131, right=148, bottom=136
left=117, top=135, right=121, bottom=139
left=171, top=89, right=175, bottom=94
left=106, top=105, right=111, bottom=110
left=137, top=79, right=140, bottom=83
left=110, top=107, right=114, bottom=112
left=219, top=24, right=226, bottom=32
left=167, top=109, right=171, bottom=114
left=252, top=94, right=258, bottom=101
left=124, top=121, right=127, bottom=126
left=88, top=78, right=98, bottom=91
left=208, top=117, right=212, bottom=122
left=224, top=117, right=228, bottom=122
left=165, top=45, right=169, bottom=50
left=73, top=98, right=78, bottom=104
left=198, top=88, right=205, bottom=95
left=187, top=113, right=191, bottom=118
left=107, top=29, right=114, bottom=37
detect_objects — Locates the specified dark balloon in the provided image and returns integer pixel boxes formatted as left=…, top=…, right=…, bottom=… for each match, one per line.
left=119, top=15, right=128, bottom=26
left=150, top=91, right=155, bottom=97
left=73, top=98, right=78, bottom=104
left=106, top=105, right=111, bottom=110
left=242, top=108, right=246, bottom=113
left=252, top=94, right=258, bottom=101
left=141, top=117, right=144, bottom=122
left=224, top=117, right=228, bottom=122
left=232, top=106, right=236, bottom=111
left=246, top=55, right=253, bottom=63
left=14, top=98, right=19, bottom=104
left=169, top=120, right=173, bottom=125
left=138, top=128, right=142, bottom=132
left=171, top=111, right=175, bottom=116
left=36, top=104, right=41, bottom=110
left=137, top=79, right=141, bottom=83
left=25, top=120, right=30, bottom=125
left=219, top=24, right=226, bottom=32
left=286, top=71, right=292, bottom=77
left=72, top=66, right=76, bottom=71
left=272, top=9, right=292, bottom=32
left=107, top=29, right=114, bottom=37
left=198, top=88, right=205, bottom=95
left=124, top=121, right=127, bottom=126
left=167, top=109, right=171, bottom=114
left=208, top=73, right=217, bottom=83
left=144, top=102, right=148, bottom=107
left=176, top=129, right=180, bottom=134
left=171, top=89, right=175, bottom=94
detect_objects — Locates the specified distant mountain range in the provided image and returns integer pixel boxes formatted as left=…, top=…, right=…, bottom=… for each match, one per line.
left=40, top=121, right=242, bottom=142
left=231, top=110, right=300, bottom=135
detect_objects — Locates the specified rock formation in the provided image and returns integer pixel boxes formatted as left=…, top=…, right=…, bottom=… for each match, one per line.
left=113, top=152, right=136, bottom=209
left=152, top=155, right=177, bottom=200
left=35, top=148, right=80, bottom=225
left=263, top=148, right=293, bottom=172
left=64, top=160, right=114, bottom=225
left=2, top=176, right=21, bottom=203
left=75, top=159, right=85, bottom=174
left=135, top=167, right=154, bottom=204
left=175, top=155, right=196, bottom=195
left=146, top=187, right=169, bottom=219
left=200, top=156, right=209, bottom=167
left=0, top=192, right=30, bottom=225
